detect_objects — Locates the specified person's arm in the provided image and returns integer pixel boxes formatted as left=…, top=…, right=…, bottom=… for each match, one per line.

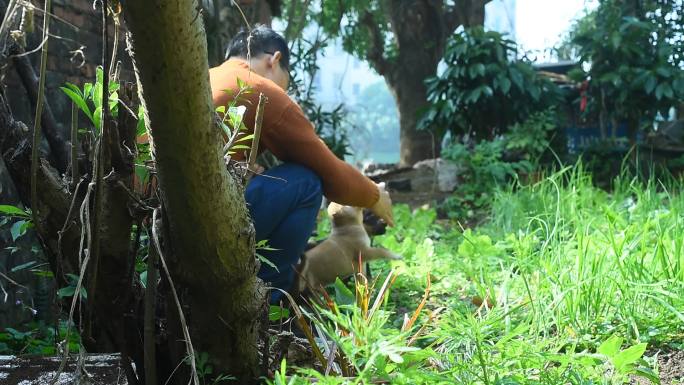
left=264, top=103, right=379, bottom=208
left=231, top=72, right=394, bottom=225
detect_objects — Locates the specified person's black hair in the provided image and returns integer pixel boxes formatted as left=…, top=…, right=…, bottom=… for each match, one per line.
left=225, top=25, right=290, bottom=71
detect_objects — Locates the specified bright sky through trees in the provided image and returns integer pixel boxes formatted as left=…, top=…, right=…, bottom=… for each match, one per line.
left=516, top=0, right=598, bottom=60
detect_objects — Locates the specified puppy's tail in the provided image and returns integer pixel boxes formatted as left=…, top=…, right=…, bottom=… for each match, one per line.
left=364, top=247, right=403, bottom=261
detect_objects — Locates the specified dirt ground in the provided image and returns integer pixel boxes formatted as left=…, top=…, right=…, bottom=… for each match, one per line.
left=632, top=350, right=684, bottom=385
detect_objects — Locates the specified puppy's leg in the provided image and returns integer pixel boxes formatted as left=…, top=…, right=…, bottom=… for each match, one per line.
left=362, top=247, right=402, bottom=261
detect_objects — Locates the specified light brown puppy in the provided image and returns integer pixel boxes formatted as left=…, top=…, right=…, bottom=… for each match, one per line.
left=297, top=202, right=401, bottom=293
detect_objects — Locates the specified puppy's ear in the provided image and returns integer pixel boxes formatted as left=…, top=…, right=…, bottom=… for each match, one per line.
left=327, top=202, right=344, bottom=218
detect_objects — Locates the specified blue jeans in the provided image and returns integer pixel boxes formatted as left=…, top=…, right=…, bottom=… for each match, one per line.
left=245, top=163, right=323, bottom=304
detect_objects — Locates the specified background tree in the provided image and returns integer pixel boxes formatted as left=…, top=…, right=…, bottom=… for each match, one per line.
left=295, top=0, right=491, bottom=165
left=568, top=0, right=684, bottom=141
left=203, top=0, right=283, bottom=66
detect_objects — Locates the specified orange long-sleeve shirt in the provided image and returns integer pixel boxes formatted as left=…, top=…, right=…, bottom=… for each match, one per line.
left=209, top=59, right=379, bottom=208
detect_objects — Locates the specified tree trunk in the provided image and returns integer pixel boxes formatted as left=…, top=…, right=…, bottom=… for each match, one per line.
left=381, top=0, right=488, bottom=166
left=122, top=0, right=264, bottom=382
left=205, top=0, right=278, bottom=67
left=386, top=60, right=440, bottom=166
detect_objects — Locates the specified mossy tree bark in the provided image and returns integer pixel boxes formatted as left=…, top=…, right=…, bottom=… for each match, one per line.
left=122, top=0, right=264, bottom=382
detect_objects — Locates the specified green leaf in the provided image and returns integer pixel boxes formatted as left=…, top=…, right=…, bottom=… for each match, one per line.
left=140, top=271, right=148, bottom=289
left=255, top=240, right=277, bottom=252
left=216, top=105, right=226, bottom=114
left=482, top=86, right=493, bottom=97
left=0, top=205, right=29, bottom=217
left=465, top=88, right=482, bottom=104
left=611, top=32, right=621, bottom=48
left=236, top=77, right=246, bottom=90
left=11, top=261, right=37, bottom=273
left=83, top=83, right=93, bottom=99
left=674, top=78, right=684, bottom=97
left=136, top=106, right=147, bottom=136
left=93, top=83, right=104, bottom=111
left=57, top=286, right=76, bottom=298
left=135, top=164, right=150, bottom=186
left=632, top=366, right=660, bottom=384
left=57, top=285, right=87, bottom=300
left=268, top=306, right=290, bottom=322
left=500, top=77, right=512, bottom=94
left=96, top=66, right=104, bottom=88
left=598, top=335, right=623, bottom=358
left=510, top=69, right=523, bottom=90
left=644, top=75, right=657, bottom=94
left=10, top=220, right=28, bottom=241
left=334, top=278, right=355, bottom=306
left=256, top=254, right=278, bottom=271
left=108, top=82, right=120, bottom=93
left=387, top=352, right=404, bottom=364
left=230, top=144, right=251, bottom=150
left=93, top=106, right=102, bottom=133
left=61, top=87, right=94, bottom=123
left=474, top=63, right=486, bottom=76
left=236, top=134, right=255, bottom=143
left=613, top=343, right=647, bottom=372
left=33, top=270, right=54, bottom=278
left=64, top=82, right=82, bottom=96
left=109, top=93, right=119, bottom=112
left=655, top=83, right=673, bottom=100
left=655, top=67, right=671, bottom=78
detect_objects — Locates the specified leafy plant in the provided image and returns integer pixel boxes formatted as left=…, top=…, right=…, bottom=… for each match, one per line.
left=191, top=351, right=236, bottom=385
left=438, top=109, right=558, bottom=220
left=271, top=270, right=437, bottom=384
left=60, top=66, right=120, bottom=135
left=56, top=273, right=88, bottom=301
left=0, top=204, right=32, bottom=242
left=505, top=109, right=557, bottom=162
left=421, top=27, right=560, bottom=140
left=568, top=0, right=684, bottom=141
left=268, top=163, right=680, bottom=384
left=59, top=66, right=152, bottom=187
left=216, top=77, right=256, bottom=159
left=597, top=335, right=658, bottom=383
left=0, top=320, right=80, bottom=355
left=440, top=138, right=527, bottom=220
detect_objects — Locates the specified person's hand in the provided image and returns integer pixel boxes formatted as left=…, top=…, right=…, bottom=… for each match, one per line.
left=370, top=182, right=394, bottom=227
left=249, top=163, right=265, bottom=174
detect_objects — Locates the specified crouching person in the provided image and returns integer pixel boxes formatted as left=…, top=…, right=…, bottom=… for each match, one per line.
left=209, top=25, right=394, bottom=304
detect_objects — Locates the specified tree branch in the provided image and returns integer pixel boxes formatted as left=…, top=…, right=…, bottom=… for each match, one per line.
left=9, top=42, right=71, bottom=174
left=359, top=9, right=389, bottom=75
left=445, top=0, right=491, bottom=32
left=444, top=3, right=463, bottom=32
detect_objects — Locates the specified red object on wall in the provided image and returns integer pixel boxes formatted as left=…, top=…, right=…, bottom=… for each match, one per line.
left=579, top=80, right=589, bottom=112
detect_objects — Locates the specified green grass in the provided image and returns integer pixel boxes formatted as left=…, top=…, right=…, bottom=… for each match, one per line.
left=274, top=165, right=684, bottom=384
